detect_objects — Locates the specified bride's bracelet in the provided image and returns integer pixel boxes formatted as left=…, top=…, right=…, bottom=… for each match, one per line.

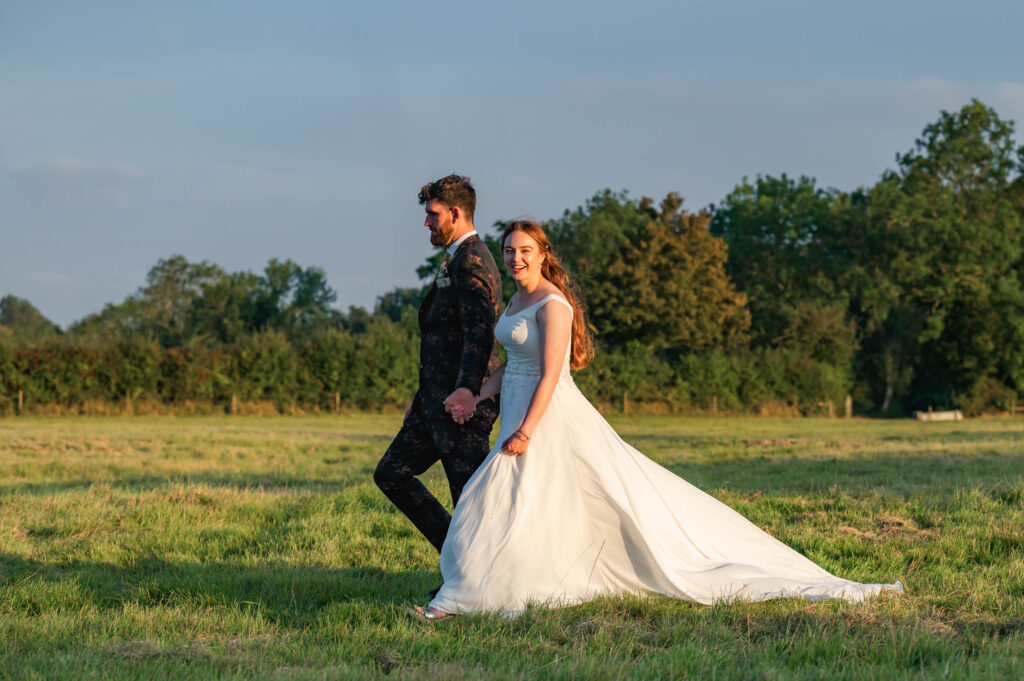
left=511, top=430, right=530, bottom=443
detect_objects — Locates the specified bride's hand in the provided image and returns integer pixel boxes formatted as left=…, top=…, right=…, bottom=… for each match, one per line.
left=500, top=429, right=530, bottom=456
left=444, top=388, right=479, bottom=425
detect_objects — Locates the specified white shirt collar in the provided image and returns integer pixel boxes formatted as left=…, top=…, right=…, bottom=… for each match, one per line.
left=447, top=230, right=477, bottom=256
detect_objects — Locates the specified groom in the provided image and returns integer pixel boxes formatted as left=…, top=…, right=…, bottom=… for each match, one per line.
left=374, top=174, right=502, bottom=559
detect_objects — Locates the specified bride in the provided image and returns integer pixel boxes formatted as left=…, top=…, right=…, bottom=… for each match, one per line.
left=410, top=220, right=903, bottom=619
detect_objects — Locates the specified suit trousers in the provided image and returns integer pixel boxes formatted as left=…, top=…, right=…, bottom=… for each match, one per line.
left=374, top=403, right=492, bottom=552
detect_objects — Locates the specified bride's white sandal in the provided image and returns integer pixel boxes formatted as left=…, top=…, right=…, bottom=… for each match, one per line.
left=406, top=605, right=453, bottom=621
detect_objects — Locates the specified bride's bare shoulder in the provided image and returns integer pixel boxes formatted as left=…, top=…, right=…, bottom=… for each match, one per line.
left=537, top=283, right=563, bottom=300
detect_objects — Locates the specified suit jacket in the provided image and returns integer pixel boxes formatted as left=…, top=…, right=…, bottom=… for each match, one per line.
left=415, top=234, right=503, bottom=423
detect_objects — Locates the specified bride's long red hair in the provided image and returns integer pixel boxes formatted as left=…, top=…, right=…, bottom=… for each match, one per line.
left=501, top=220, right=594, bottom=370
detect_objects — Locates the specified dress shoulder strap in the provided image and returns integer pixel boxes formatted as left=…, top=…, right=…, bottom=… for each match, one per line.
left=536, top=293, right=574, bottom=315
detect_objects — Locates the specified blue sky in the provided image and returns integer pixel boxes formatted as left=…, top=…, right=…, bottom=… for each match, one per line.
left=3, top=0, right=1023, bottom=327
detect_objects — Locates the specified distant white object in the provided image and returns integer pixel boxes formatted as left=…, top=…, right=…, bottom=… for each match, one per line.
left=914, top=409, right=964, bottom=421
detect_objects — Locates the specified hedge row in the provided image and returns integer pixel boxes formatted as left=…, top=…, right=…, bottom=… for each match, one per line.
left=0, top=321, right=857, bottom=415
left=0, top=322, right=417, bottom=413
left=576, top=341, right=851, bottom=415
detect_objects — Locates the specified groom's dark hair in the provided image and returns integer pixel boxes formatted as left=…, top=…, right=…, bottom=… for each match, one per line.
left=419, top=174, right=476, bottom=222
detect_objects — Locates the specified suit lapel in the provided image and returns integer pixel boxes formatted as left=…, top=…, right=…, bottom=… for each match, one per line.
left=420, top=235, right=477, bottom=325
left=419, top=281, right=437, bottom=325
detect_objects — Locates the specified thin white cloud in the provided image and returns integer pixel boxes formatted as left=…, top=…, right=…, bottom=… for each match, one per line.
left=994, top=81, right=1024, bottom=122
left=560, top=74, right=690, bottom=103
left=561, top=75, right=629, bottom=100
left=31, top=271, right=74, bottom=286
left=15, top=158, right=143, bottom=179
left=10, top=158, right=144, bottom=207
left=897, top=77, right=972, bottom=118
left=646, top=74, right=688, bottom=101
left=895, top=78, right=1024, bottom=128
left=46, top=159, right=143, bottom=178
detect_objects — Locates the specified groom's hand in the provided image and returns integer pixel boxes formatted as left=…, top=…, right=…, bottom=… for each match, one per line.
left=443, top=388, right=477, bottom=425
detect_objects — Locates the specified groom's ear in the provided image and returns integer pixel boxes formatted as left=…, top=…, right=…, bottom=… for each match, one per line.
left=450, top=206, right=461, bottom=224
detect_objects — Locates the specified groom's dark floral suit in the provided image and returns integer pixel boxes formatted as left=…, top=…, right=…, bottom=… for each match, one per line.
left=374, top=234, right=502, bottom=552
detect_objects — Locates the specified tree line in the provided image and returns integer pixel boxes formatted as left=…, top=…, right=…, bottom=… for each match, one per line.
left=3, top=100, right=1023, bottom=416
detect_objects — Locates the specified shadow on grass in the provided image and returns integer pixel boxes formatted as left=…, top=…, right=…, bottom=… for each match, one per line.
left=622, top=425, right=1024, bottom=450
left=2, top=440, right=1023, bottom=500
left=662, top=451, right=1024, bottom=496
left=0, top=470, right=377, bottom=498
left=0, top=551, right=434, bottom=627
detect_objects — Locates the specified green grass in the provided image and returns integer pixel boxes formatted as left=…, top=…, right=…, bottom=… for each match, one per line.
left=1, top=414, right=1022, bottom=680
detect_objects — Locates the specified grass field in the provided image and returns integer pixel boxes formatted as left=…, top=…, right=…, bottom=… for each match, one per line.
left=1, top=414, right=1022, bottom=680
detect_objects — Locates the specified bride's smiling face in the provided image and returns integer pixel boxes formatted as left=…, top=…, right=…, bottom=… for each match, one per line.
left=503, top=230, right=544, bottom=283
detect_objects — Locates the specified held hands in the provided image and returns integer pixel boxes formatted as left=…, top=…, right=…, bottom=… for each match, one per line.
left=500, top=429, right=530, bottom=456
left=443, top=387, right=479, bottom=424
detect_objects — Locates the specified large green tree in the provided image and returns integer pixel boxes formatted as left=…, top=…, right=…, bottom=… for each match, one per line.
left=139, top=256, right=225, bottom=345
left=69, top=256, right=224, bottom=346
left=855, top=99, right=1024, bottom=412
left=248, top=259, right=337, bottom=337
left=70, top=256, right=337, bottom=347
left=0, top=295, right=60, bottom=344
left=712, top=175, right=860, bottom=350
left=544, top=191, right=749, bottom=352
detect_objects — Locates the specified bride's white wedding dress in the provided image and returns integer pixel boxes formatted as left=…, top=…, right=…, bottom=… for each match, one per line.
left=428, top=294, right=902, bottom=616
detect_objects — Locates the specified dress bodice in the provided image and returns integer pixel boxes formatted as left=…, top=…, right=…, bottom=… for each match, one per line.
left=494, top=293, right=574, bottom=382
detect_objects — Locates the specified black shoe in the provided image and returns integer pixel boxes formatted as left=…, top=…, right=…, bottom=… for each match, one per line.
left=428, top=583, right=442, bottom=599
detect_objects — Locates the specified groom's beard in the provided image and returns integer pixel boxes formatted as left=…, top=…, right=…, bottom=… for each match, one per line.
left=429, top=221, right=456, bottom=247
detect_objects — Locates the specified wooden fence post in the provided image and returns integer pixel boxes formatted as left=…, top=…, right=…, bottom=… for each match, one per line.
left=17, top=390, right=24, bottom=414
left=231, top=394, right=238, bottom=415
left=845, top=394, right=853, bottom=418
left=711, top=396, right=718, bottom=416
left=827, top=400, right=834, bottom=418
